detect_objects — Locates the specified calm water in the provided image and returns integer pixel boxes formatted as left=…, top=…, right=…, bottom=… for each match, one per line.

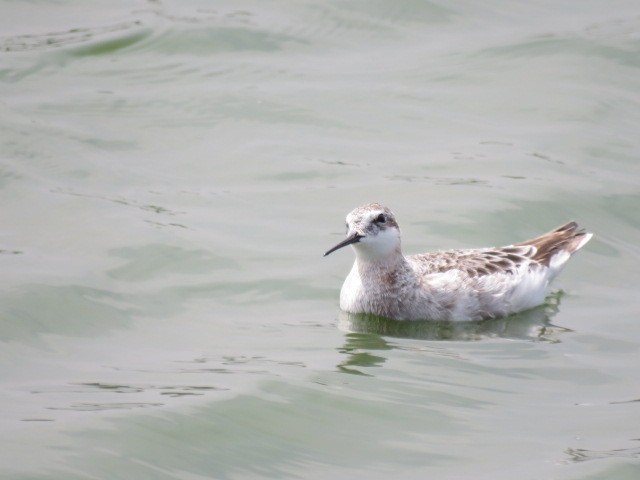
left=1, top=1, right=640, bottom=478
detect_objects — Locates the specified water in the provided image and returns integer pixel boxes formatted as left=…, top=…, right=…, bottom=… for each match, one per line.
left=1, top=1, right=639, bottom=478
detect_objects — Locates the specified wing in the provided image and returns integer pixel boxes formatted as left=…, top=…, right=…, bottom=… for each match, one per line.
left=408, top=221, right=591, bottom=278
left=408, top=245, right=537, bottom=278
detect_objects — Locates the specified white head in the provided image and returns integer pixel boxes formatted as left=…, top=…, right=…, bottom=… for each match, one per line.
left=324, top=203, right=402, bottom=261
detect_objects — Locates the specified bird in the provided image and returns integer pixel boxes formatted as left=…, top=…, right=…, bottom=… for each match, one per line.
left=324, top=203, right=592, bottom=321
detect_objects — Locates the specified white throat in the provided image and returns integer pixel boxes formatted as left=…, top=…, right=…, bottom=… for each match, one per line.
left=351, top=227, right=401, bottom=262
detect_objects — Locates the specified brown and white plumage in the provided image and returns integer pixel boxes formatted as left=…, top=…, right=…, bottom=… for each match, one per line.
left=324, top=203, right=592, bottom=321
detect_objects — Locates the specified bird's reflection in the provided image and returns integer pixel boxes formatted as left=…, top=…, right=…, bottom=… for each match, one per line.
left=336, top=292, right=570, bottom=374
left=337, top=332, right=391, bottom=375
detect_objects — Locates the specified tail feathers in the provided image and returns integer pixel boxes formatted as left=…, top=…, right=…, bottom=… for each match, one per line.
left=516, top=221, right=592, bottom=267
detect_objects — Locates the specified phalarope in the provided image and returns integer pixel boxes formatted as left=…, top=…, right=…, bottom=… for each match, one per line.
left=324, top=203, right=592, bottom=321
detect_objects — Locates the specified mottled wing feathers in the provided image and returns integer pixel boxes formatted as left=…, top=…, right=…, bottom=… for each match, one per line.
left=410, top=246, right=532, bottom=278
left=409, top=222, right=591, bottom=278
left=459, top=247, right=534, bottom=277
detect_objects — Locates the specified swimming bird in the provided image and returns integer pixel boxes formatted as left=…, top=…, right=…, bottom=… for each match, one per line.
left=324, top=203, right=592, bottom=321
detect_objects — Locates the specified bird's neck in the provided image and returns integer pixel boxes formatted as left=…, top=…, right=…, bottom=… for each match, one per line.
left=355, top=248, right=408, bottom=273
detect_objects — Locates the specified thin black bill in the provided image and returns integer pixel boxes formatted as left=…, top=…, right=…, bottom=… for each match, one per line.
left=323, top=233, right=363, bottom=257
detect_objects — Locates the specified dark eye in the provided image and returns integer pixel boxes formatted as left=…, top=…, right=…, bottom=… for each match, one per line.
left=375, top=214, right=386, bottom=224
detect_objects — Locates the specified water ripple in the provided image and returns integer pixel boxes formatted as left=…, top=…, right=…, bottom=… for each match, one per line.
left=565, top=443, right=640, bottom=463
left=1, top=21, right=146, bottom=53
